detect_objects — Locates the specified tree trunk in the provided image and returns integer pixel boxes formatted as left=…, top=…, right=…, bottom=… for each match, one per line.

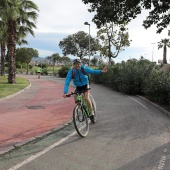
left=1, top=43, right=6, bottom=76
left=108, top=39, right=111, bottom=65
left=20, top=64, right=23, bottom=74
left=26, top=63, right=29, bottom=74
left=7, top=19, right=16, bottom=84
left=163, top=45, right=167, bottom=64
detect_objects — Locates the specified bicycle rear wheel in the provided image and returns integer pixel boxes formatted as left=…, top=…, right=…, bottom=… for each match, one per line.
left=73, top=105, right=89, bottom=137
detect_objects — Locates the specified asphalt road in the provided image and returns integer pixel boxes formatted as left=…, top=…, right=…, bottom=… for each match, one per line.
left=1, top=77, right=170, bottom=170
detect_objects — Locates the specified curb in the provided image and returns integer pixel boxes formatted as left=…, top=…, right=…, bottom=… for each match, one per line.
left=0, top=77, right=72, bottom=156
left=0, top=120, right=72, bottom=156
left=137, top=95, right=170, bottom=117
left=0, top=77, right=74, bottom=156
left=0, top=82, right=31, bottom=102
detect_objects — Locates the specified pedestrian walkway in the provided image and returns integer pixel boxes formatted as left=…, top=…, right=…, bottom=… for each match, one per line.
left=0, top=74, right=75, bottom=154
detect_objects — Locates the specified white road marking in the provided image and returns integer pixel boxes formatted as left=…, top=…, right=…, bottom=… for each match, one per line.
left=158, top=155, right=166, bottom=169
left=127, top=96, right=148, bottom=109
left=164, top=148, right=167, bottom=153
left=8, top=131, right=77, bottom=170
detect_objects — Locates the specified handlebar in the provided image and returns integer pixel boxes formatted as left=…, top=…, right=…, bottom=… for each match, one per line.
left=66, top=88, right=91, bottom=97
left=66, top=92, right=77, bottom=97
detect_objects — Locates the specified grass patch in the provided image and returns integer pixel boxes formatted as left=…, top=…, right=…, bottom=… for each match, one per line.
left=0, top=76, right=29, bottom=98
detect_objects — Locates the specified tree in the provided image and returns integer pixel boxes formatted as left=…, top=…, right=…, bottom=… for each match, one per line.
left=82, top=0, right=170, bottom=33
left=0, top=18, right=31, bottom=76
left=97, top=22, right=131, bottom=65
left=59, top=31, right=100, bottom=59
left=91, top=57, right=98, bottom=66
left=60, top=56, right=71, bottom=66
left=81, top=58, right=89, bottom=65
left=0, top=0, right=39, bottom=83
left=47, top=53, right=61, bottom=65
left=47, top=53, right=61, bottom=74
left=158, top=38, right=170, bottom=64
left=0, top=3, right=34, bottom=76
left=16, top=48, right=26, bottom=71
left=16, top=47, right=39, bottom=74
left=0, top=20, right=7, bottom=76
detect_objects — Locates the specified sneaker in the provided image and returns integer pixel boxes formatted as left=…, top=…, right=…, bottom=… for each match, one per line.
left=90, top=115, right=96, bottom=124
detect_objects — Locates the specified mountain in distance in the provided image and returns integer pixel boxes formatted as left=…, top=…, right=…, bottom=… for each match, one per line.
left=32, top=57, right=47, bottom=62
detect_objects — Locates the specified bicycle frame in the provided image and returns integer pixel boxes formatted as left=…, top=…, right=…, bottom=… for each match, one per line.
left=66, top=91, right=91, bottom=118
left=76, top=93, right=91, bottom=118
left=66, top=90, right=96, bottom=137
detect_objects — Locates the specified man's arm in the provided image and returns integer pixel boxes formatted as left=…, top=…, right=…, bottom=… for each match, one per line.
left=63, top=69, right=72, bottom=97
left=83, top=65, right=108, bottom=74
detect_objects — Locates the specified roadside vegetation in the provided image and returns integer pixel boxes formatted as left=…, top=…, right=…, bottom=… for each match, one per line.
left=0, top=60, right=170, bottom=112
left=91, top=58, right=170, bottom=108
left=14, top=59, right=170, bottom=107
left=0, top=76, right=29, bottom=98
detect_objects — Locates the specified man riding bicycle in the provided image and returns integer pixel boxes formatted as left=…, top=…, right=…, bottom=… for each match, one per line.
left=63, top=59, right=107, bottom=123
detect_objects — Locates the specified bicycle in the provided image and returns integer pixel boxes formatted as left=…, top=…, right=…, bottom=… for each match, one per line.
left=66, top=89, right=96, bottom=137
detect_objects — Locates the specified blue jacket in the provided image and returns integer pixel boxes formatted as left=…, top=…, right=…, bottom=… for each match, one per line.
left=64, top=65, right=102, bottom=94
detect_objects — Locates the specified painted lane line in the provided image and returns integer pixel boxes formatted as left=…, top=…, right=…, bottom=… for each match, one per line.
left=164, top=148, right=167, bottom=153
left=158, top=155, right=166, bottom=170
left=8, top=131, right=77, bottom=170
left=127, top=96, right=148, bottom=109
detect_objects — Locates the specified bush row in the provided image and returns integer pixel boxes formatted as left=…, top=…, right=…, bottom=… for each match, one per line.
left=91, top=58, right=170, bottom=105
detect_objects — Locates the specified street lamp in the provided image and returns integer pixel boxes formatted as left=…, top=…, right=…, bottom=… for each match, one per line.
left=151, top=43, right=156, bottom=62
left=84, top=22, right=90, bottom=66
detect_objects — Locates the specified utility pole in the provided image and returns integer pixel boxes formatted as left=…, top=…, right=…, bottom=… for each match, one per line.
left=84, top=22, right=91, bottom=66
left=151, top=43, right=156, bottom=62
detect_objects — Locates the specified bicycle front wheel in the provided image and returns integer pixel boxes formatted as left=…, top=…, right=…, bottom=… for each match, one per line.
left=90, top=94, right=97, bottom=122
left=73, top=105, right=89, bottom=137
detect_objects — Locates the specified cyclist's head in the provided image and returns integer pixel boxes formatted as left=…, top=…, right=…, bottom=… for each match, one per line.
left=73, top=59, right=81, bottom=68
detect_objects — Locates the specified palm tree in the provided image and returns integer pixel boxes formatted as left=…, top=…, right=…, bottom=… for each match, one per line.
left=0, top=21, right=32, bottom=77
left=0, top=0, right=39, bottom=83
left=158, top=38, right=170, bottom=64
left=0, top=20, right=8, bottom=76
left=0, top=14, right=35, bottom=76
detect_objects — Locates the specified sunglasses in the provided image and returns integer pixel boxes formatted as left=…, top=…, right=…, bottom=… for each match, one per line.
left=74, top=63, right=81, bottom=67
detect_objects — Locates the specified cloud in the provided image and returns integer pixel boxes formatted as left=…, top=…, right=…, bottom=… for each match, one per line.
left=33, top=0, right=95, bottom=34
left=25, top=0, right=170, bottom=63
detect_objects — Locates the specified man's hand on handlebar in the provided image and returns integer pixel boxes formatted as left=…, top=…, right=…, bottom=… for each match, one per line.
left=63, top=90, right=89, bottom=98
left=63, top=93, right=73, bottom=98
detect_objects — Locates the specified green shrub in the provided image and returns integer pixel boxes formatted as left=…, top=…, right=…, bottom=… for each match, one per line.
left=53, top=71, right=58, bottom=76
left=38, top=63, right=47, bottom=68
left=143, top=69, right=170, bottom=104
left=30, top=70, right=34, bottom=75
left=92, top=59, right=156, bottom=95
left=114, top=59, right=154, bottom=95
left=29, top=65, right=33, bottom=69
left=19, top=69, right=23, bottom=74
left=42, top=68, right=48, bottom=75
left=90, top=64, right=105, bottom=84
left=58, top=66, right=71, bottom=78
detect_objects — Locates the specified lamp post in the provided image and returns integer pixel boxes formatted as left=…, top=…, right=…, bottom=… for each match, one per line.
left=84, top=22, right=90, bottom=66
left=151, top=43, right=156, bottom=62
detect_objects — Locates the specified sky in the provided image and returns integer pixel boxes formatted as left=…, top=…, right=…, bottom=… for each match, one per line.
left=24, top=0, right=170, bottom=64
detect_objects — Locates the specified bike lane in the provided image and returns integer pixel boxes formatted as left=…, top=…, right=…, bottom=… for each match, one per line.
left=0, top=74, right=75, bottom=155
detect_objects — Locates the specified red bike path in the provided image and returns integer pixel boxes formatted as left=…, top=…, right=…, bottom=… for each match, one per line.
left=0, top=74, right=75, bottom=155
